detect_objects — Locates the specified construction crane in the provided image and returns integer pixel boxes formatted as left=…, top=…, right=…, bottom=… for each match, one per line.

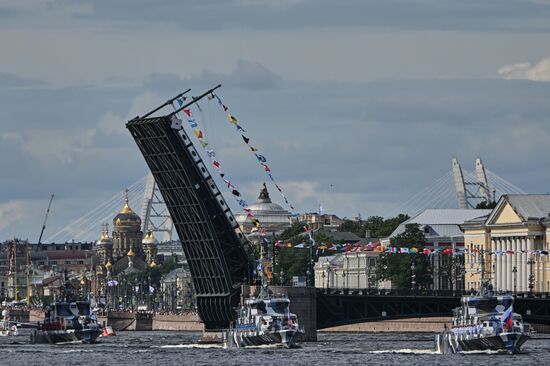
left=38, top=194, right=54, bottom=244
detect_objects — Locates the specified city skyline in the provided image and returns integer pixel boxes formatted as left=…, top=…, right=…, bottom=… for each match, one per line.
left=1, top=0, right=550, bottom=239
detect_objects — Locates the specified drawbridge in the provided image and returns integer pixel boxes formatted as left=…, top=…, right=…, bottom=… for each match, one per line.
left=126, top=86, right=253, bottom=330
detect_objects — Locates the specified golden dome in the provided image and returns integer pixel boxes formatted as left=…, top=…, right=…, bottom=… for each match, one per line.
left=127, top=247, right=136, bottom=257
left=113, top=189, right=141, bottom=227
left=80, top=277, right=87, bottom=286
left=149, top=259, right=157, bottom=268
left=143, top=230, right=158, bottom=245
left=105, top=259, right=113, bottom=270
left=97, top=224, right=112, bottom=245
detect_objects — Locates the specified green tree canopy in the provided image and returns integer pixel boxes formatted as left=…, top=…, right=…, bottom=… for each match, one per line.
left=375, top=223, right=432, bottom=289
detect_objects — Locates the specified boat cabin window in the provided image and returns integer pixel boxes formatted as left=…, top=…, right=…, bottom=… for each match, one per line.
left=271, top=301, right=289, bottom=314
left=250, top=302, right=267, bottom=314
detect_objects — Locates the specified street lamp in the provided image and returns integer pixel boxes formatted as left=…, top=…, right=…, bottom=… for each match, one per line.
left=279, top=269, right=285, bottom=286
left=512, top=266, right=518, bottom=294
left=528, top=257, right=535, bottom=296
left=410, top=260, right=416, bottom=291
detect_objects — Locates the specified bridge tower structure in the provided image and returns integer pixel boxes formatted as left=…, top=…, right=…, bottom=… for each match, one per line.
left=452, top=157, right=494, bottom=209
left=126, top=87, right=253, bottom=330
left=140, top=171, right=174, bottom=242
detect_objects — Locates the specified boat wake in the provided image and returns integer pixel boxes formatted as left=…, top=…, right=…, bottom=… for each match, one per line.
left=369, top=349, right=439, bottom=355
left=158, top=344, right=224, bottom=349
left=370, top=348, right=505, bottom=355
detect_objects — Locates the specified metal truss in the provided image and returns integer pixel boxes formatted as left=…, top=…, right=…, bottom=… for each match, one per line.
left=127, top=112, right=253, bottom=330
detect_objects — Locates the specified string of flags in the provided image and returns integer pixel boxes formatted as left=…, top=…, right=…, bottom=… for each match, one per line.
left=171, top=99, right=265, bottom=233
left=273, top=241, right=550, bottom=256
left=210, top=93, right=295, bottom=211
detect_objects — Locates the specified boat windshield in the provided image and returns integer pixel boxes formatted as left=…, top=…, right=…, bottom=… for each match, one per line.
left=54, top=303, right=75, bottom=318
left=270, top=301, right=289, bottom=314
left=462, top=295, right=513, bottom=315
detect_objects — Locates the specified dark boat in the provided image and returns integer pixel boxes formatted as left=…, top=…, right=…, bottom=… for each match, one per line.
left=30, top=274, right=101, bottom=344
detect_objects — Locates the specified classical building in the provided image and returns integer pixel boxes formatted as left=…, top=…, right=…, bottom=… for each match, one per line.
left=314, top=250, right=391, bottom=290
left=463, top=194, right=550, bottom=293
left=290, top=213, right=344, bottom=231
left=234, top=183, right=292, bottom=235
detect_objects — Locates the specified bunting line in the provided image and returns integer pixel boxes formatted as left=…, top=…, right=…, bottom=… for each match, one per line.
left=171, top=98, right=265, bottom=233
left=211, top=93, right=295, bottom=211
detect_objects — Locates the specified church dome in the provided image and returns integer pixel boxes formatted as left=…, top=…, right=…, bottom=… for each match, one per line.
left=96, top=224, right=113, bottom=247
left=113, top=190, right=141, bottom=228
left=142, top=230, right=158, bottom=246
left=235, top=183, right=292, bottom=229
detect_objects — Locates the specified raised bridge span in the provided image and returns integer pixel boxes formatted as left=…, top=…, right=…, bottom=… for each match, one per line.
left=127, top=88, right=253, bottom=330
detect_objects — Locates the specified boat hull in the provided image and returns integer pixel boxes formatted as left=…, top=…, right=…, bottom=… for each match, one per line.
left=435, top=332, right=529, bottom=354
left=31, top=328, right=101, bottom=344
left=225, top=329, right=301, bottom=348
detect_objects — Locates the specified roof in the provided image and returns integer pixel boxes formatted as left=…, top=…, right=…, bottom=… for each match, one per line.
left=390, top=209, right=491, bottom=238
left=314, top=229, right=361, bottom=242
left=506, top=194, right=550, bottom=220
left=47, top=251, right=94, bottom=260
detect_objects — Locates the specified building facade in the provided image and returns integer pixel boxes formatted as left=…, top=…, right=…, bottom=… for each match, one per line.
left=464, top=195, right=550, bottom=293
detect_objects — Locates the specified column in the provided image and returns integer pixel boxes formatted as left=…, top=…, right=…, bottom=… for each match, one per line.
left=497, top=239, right=502, bottom=291
left=502, top=238, right=508, bottom=292
left=513, top=237, right=518, bottom=293
left=519, top=237, right=525, bottom=292
left=491, top=238, right=497, bottom=290
left=521, top=237, right=527, bottom=292
left=506, top=238, right=514, bottom=291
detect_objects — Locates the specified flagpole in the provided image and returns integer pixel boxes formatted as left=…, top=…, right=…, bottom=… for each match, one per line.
left=141, top=89, right=192, bottom=119
left=169, top=84, right=222, bottom=118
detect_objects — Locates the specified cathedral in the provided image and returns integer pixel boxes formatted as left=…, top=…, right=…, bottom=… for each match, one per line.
left=96, top=190, right=158, bottom=277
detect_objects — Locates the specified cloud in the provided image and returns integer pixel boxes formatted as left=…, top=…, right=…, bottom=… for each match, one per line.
left=145, top=60, right=282, bottom=92
left=497, top=56, right=550, bottom=81
left=0, top=201, right=25, bottom=232
left=24, top=0, right=550, bottom=33
left=0, top=72, right=45, bottom=88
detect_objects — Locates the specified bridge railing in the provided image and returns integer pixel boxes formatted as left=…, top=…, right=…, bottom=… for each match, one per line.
left=317, top=287, right=550, bottom=298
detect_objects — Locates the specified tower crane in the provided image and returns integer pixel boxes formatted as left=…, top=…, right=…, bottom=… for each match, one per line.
left=38, top=194, right=54, bottom=244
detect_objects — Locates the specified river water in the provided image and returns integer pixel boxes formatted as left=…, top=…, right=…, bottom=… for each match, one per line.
left=1, top=331, right=549, bottom=366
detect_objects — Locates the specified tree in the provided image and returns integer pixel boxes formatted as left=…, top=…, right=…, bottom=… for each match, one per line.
left=375, top=224, right=432, bottom=289
left=476, top=200, right=497, bottom=209
left=338, top=214, right=410, bottom=239
left=338, top=220, right=364, bottom=237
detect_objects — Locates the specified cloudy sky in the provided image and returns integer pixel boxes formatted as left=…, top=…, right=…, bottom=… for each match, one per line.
left=1, top=0, right=550, bottom=241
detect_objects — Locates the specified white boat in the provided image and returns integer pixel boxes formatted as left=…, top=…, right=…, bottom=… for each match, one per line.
left=1, top=308, right=19, bottom=337
left=223, top=290, right=302, bottom=348
left=435, top=284, right=530, bottom=354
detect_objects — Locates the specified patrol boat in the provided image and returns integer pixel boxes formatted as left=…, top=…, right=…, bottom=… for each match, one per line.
left=31, top=274, right=101, bottom=344
left=435, top=281, right=530, bottom=354
left=223, top=261, right=303, bottom=348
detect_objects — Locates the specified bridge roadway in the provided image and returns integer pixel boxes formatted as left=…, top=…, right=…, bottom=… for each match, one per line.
left=317, top=289, right=550, bottom=329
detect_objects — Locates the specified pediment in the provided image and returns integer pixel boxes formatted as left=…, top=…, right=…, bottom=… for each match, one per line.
left=489, top=201, right=523, bottom=225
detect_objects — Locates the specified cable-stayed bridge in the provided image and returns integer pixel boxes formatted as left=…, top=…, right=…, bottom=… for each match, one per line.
left=47, top=157, right=524, bottom=244
left=392, top=157, right=525, bottom=217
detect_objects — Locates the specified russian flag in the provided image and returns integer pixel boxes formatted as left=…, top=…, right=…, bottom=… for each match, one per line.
left=500, top=305, right=514, bottom=331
